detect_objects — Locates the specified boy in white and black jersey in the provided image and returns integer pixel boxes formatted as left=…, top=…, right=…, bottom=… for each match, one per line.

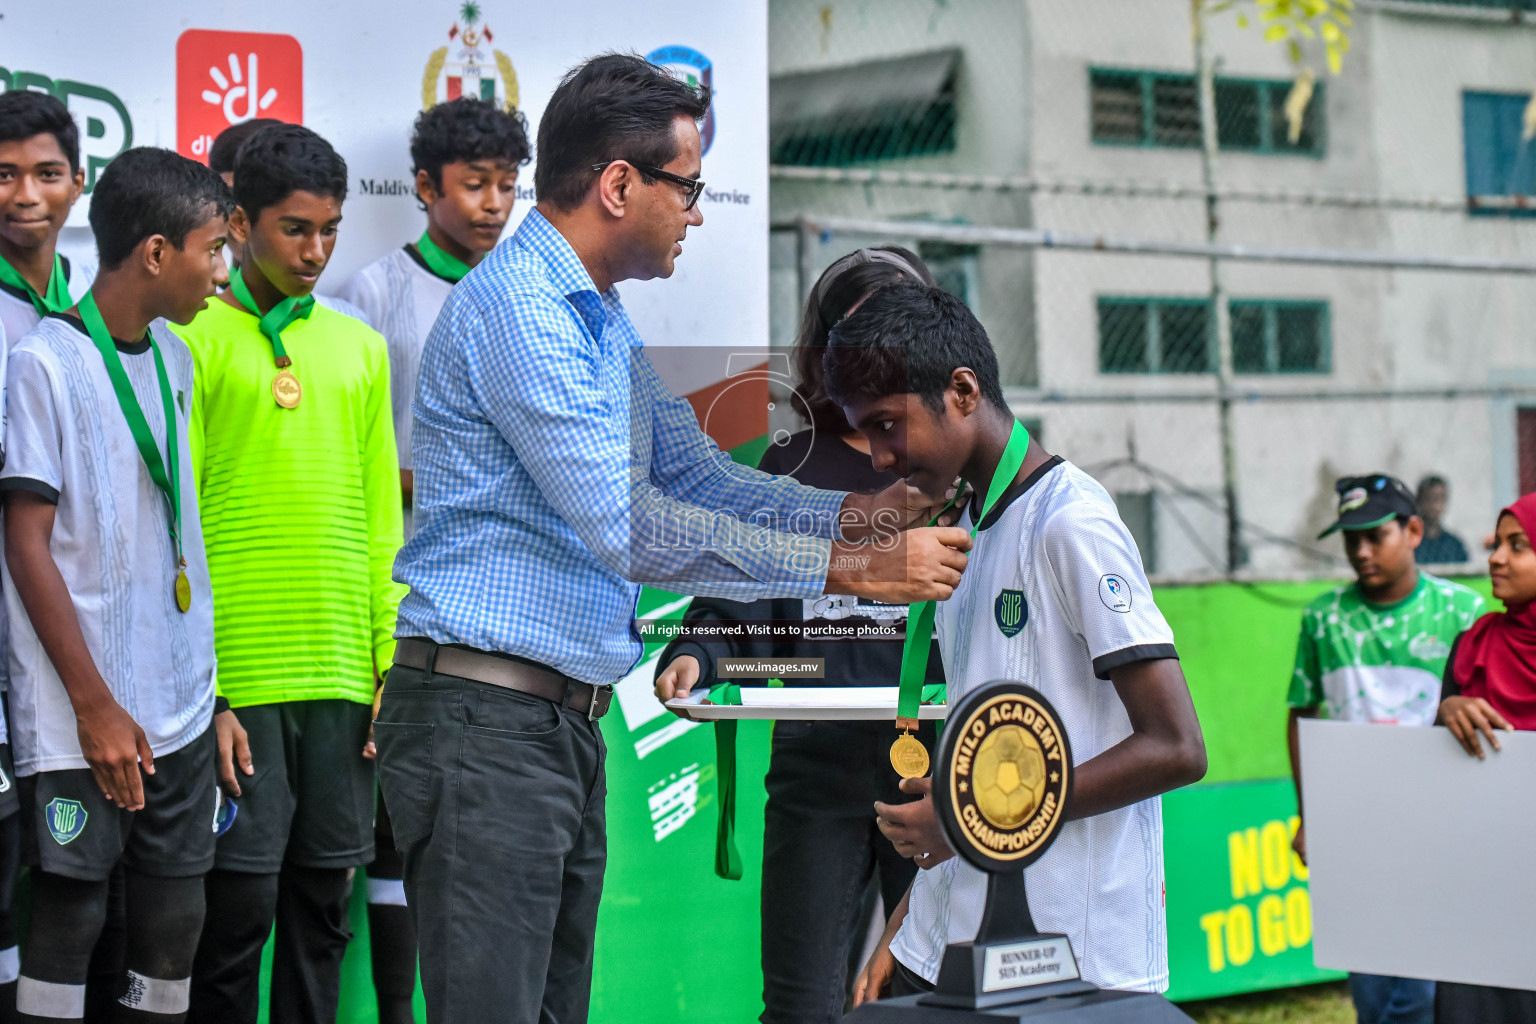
left=2, top=147, right=230, bottom=1023
left=0, top=91, right=97, bottom=357
left=821, top=285, right=1208, bottom=1004
left=335, top=96, right=528, bottom=1024
left=0, top=90, right=100, bottom=1013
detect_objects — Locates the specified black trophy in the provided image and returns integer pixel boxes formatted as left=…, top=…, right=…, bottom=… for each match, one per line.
left=847, top=680, right=1194, bottom=1022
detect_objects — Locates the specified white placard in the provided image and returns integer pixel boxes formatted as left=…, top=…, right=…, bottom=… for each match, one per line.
left=981, top=936, right=1080, bottom=993
left=666, top=686, right=948, bottom=721
left=4, top=0, right=766, bottom=352
left=1299, top=718, right=1536, bottom=990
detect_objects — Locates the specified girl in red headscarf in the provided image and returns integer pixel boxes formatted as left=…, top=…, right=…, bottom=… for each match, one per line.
left=1432, top=492, right=1536, bottom=1024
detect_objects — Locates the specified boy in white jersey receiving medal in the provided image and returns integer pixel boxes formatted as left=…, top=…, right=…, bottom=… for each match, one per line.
left=2, top=147, right=228, bottom=1023
left=821, top=284, right=1208, bottom=1004
left=335, top=96, right=527, bottom=1024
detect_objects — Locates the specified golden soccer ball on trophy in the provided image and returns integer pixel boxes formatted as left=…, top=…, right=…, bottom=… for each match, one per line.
left=972, top=724, right=1047, bottom=830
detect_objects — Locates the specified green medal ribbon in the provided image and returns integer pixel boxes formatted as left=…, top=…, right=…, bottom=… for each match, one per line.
left=228, top=266, right=314, bottom=367
left=704, top=423, right=1028, bottom=880
left=415, top=230, right=474, bottom=283
left=894, top=420, right=1031, bottom=728
left=78, top=293, right=186, bottom=587
left=709, top=683, right=744, bottom=880
left=0, top=251, right=72, bottom=317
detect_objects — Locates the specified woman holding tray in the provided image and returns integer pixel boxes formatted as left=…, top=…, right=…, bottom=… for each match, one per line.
left=653, top=247, right=946, bottom=1024
left=1434, top=493, right=1536, bottom=1024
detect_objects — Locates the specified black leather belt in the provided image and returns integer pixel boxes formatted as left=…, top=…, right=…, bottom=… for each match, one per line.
left=393, top=638, right=614, bottom=721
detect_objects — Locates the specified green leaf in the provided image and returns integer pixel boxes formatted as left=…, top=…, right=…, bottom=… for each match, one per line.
left=1326, top=42, right=1343, bottom=75
left=1321, top=20, right=1340, bottom=40
left=1237, top=12, right=1250, bottom=27
left=1288, top=39, right=1303, bottom=63
left=1294, top=20, right=1316, bottom=37
left=1265, top=22, right=1290, bottom=40
left=1334, top=10, right=1353, bottom=26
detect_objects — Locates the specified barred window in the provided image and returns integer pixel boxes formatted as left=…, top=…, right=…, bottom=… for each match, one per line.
left=1230, top=300, right=1331, bottom=374
left=1098, top=298, right=1211, bottom=374
left=1102, top=297, right=1330, bottom=375
left=1090, top=68, right=1324, bottom=156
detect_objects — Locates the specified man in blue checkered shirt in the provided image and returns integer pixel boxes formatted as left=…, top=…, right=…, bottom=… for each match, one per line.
left=376, top=54, right=973, bottom=1024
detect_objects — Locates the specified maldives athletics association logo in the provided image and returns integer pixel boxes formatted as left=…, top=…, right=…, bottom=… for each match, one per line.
left=646, top=45, right=715, bottom=155
left=422, top=2, right=519, bottom=112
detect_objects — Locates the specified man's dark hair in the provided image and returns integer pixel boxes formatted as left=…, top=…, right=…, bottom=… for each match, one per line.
left=824, top=284, right=1007, bottom=415
left=0, top=91, right=80, bottom=173
left=411, top=98, right=531, bottom=191
left=1416, top=474, right=1448, bottom=502
left=89, top=147, right=234, bottom=270
left=209, top=118, right=283, bottom=176
left=233, top=123, right=347, bottom=222
left=535, top=52, right=710, bottom=211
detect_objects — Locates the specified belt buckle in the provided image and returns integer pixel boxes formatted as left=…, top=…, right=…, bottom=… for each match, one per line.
left=587, top=685, right=601, bottom=721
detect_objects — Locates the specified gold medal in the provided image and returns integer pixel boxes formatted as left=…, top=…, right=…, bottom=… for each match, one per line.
left=174, top=567, right=192, bottom=613
left=272, top=369, right=302, bottom=409
left=890, top=730, right=930, bottom=779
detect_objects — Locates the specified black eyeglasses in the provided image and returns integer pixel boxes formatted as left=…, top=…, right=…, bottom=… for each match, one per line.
left=592, top=159, right=705, bottom=211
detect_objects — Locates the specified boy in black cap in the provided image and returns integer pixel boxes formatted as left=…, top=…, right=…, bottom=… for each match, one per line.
left=1286, top=474, right=1484, bottom=1024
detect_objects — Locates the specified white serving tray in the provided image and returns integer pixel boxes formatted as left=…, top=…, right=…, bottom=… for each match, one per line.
left=665, top=686, right=948, bottom=721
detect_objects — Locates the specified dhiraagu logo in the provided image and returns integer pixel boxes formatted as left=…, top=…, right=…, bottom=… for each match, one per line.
left=0, top=70, right=133, bottom=192
left=46, top=797, right=88, bottom=845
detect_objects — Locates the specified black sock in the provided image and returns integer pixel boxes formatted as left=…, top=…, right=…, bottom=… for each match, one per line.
left=188, top=870, right=279, bottom=1024
left=366, top=898, right=417, bottom=1024
left=17, top=873, right=108, bottom=1023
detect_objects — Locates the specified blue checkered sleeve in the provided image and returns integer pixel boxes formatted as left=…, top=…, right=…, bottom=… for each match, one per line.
left=461, top=284, right=839, bottom=599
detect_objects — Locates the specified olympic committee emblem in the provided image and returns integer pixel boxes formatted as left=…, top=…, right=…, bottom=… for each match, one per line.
left=422, top=2, right=519, bottom=112
left=646, top=45, right=715, bottom=154
left=935, top=682, right=1072, bottom=871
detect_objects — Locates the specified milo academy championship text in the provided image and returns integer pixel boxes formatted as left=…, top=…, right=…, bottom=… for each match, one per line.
left=942, top=688, right=1072, bottom=868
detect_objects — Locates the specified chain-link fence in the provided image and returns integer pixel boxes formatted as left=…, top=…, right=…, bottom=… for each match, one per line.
left=766, top=0, right=1536, bottom=582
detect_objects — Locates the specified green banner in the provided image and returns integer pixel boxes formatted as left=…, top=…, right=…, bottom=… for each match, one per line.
left=1163, top=779, right=1343, bottom=1001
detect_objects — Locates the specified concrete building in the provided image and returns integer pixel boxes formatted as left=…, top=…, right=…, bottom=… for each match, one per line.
left=768, top=0, right=1536, bottom=577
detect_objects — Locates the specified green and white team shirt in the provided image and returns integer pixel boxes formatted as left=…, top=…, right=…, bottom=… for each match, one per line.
left=0, top=315, right=216, bottom=774
left=336, top=245, right=458, bottom=474
left=892, top=458, right=1177, bottom=993
left=1287, top=573, right=1485, bottom=726
left=0, top=254, right=96, bottom=738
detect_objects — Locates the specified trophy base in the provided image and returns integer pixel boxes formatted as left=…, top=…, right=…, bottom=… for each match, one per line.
left=843, top=988, right=1195, bottom=1022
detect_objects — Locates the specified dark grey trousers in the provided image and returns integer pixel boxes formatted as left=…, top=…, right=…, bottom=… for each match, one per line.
left=374, top=663, right=607, bottom=1024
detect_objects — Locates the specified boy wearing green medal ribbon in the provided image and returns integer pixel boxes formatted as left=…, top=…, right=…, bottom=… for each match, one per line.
left=819, top=285, right=1208, bottom=1004
left=0, top=91, right=95, bottom=353
left=334, top=95, right=528, bottom=1024
left=0, top=87, right=99, bottom=1010
left=1, top=146, right=228, bottom=1023
left=176, top=124, right=405, bottom=1024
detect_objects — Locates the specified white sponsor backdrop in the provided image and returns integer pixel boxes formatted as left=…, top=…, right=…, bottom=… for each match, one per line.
left=3, top=0, right=767, bottom=351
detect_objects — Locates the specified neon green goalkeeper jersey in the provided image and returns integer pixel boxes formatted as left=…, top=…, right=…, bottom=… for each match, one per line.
left=178, top=297, right=406, bottom=708
left=1287, top=572, right=1484, bottom=726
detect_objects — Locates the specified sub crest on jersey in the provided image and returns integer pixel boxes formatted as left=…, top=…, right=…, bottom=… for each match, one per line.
left=994, top=589, right=1027, bottom=638
left=46, top=798, right=87, bottom=845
